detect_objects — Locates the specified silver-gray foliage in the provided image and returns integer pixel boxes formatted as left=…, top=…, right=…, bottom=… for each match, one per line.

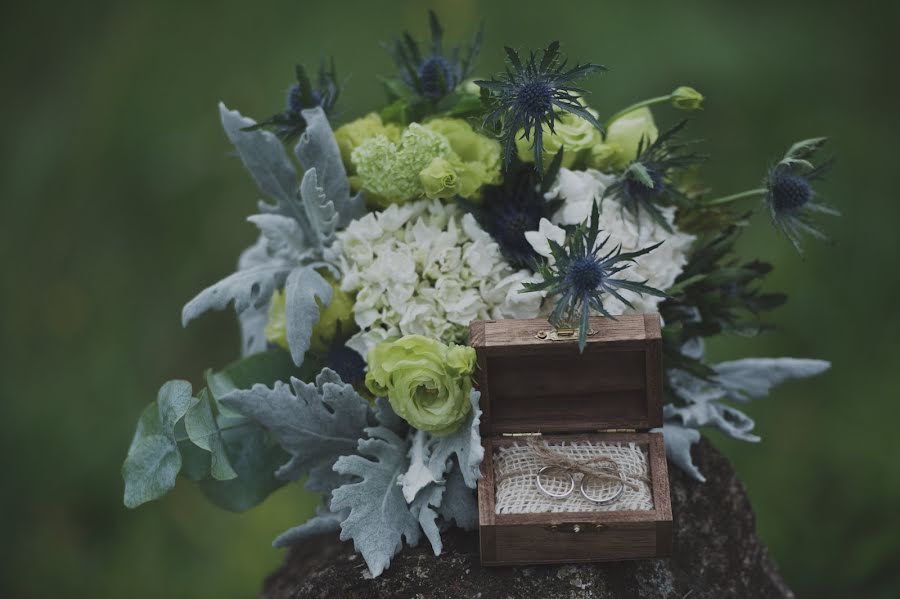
left=427, top=390, right=484, bottom=489
left=661, top=356, right=830, bottom=481
left=182, top=104, right=360, bottom=367
left=331, top=425, right=423, bottom=577
left=220, top=368, right=373, bottom=482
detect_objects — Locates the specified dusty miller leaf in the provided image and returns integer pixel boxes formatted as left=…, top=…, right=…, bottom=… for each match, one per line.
left=246, top=214, right=312, bottom=263
left=427, top=390, right=484, bottom=489
left=219, top=103, right=297, bottom=206
left=295, top=107, right=365, bottom=228
left=273, top=504, right=347, bottom=548
left=122, top=381, right=192, bottom=508
left=284, top=266, right=332, bottom=367
left=374, top=396, right=409, bottom=436
left=714, top=358, right=831, bottom=403
left=410, top=483, right=445, bottom=556
left=658, top=423, right=705, bottom=483
left=297, top=167, right=338, bottom=250
left=399, top=429, right=437, bottom=503
left=437, top=463, right=478, bottom=531
left=181, top=262, right=293, bottom=327
left=330, top=425, right=420, bottom=577
left=220, top=368, right=372, bottom=482
left=664, top=401, right=760, bottom=443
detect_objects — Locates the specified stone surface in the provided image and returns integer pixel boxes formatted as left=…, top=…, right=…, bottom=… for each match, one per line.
left=261, top=438, right=794, bottom=599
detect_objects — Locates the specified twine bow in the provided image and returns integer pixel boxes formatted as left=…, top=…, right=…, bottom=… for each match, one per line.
left=497, top=437, right=649, bottom=491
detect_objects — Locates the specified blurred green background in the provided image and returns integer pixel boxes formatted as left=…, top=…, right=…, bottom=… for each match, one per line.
left=2, top=0, right=897, bottom=596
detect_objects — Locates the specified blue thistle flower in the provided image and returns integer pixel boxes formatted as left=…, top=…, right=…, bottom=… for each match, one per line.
left=324, top=342, right=366, bottom=390
left=473, top=152, right=564, bottom=269
left=476, top=42, right=606, bottom=174
left=522, top=202, right=667, bottom=352
left=388, top=10, right=483, bottom=103
left=245, top=60, right=340, bottom=142
left=764, top=138, right=838, bottom=254
left=604, top=120, right=706, bottom=232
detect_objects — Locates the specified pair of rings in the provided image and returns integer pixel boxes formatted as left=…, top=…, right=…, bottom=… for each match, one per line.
left=535, top=466, right=624, bottom=505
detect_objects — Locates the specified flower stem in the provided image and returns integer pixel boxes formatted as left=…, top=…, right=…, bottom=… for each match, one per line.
left=605, top=95, right=672, bottom=128
left=704, top=188, right=768, bottom=206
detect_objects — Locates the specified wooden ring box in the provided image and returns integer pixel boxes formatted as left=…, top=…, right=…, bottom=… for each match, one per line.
left=469, top=314, right=672, bottom=566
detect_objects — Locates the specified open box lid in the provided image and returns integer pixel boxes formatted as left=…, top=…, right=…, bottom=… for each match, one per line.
left=469, top=315, right=663, bottom=435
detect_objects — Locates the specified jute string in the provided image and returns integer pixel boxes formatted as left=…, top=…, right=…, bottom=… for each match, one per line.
left=497, top=437, right=649, bottom=490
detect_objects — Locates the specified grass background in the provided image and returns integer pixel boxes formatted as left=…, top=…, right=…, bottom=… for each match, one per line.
left=1, top=0, right=898, bottom=596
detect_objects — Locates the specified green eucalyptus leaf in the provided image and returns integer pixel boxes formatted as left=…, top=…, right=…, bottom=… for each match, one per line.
left=198, top=421, right=289, bottom=512
left=122, top=381, right=192, bottom=508
left=185, top=390, right=238, bottom=481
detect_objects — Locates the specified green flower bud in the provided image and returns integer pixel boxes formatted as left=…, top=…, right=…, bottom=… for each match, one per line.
left=420, top=157, right=460, bottom=199
left=587, top=107, right=658, bottom=171
left=265, top=271, right=356, bottom=355
left=334, top=113, right=402, bottom=173
left=515, top=107, right=602, bottom=168
left=365, top=335, right=475, bottom=436
left=671, top=86, right=704, bottom=111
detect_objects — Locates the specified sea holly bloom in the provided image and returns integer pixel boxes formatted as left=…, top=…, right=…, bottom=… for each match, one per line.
left=522, top=203, right=667, bottom=351
left=604, top=120, right=706, bottom=232
left=244, top=60, right=340, bottom=142
left=764, top=138, right=838, bottom=253
left=476, top=42, right=606, bottom=174
left=388, top=10, right=483, bottom=102
left=703, top=137, right=838, bottom=254
left=474, top=153, right=564, bottom=269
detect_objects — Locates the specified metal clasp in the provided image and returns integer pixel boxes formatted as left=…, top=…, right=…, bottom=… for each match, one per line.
left=535, top=327, right=595, bottom=341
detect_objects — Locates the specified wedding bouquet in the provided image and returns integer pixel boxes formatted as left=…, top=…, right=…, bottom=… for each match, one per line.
left=122, top=11, right=836, bottom=576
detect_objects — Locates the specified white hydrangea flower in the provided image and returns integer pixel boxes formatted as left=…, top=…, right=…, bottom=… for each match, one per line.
left=336, top=199, right=542, bottom=360
left=544, top=168, right=617, bottom=226
left=527, top=168, right=695, bottom=316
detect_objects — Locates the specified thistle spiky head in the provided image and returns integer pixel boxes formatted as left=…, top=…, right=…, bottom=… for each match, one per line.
left=520, top=202, right=667, bottom=352
left=764, top=137, right=839, bottom=254
left=476, top=42, right=607, bottom=175
left=388, top=10, right=483, bottom=104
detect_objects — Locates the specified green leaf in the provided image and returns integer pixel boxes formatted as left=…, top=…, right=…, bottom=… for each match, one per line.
left=184, top=390, right=237, bottom=481
left=197, top=422, right=289, bottom=512
left=122, top=381, right=192, bottom=508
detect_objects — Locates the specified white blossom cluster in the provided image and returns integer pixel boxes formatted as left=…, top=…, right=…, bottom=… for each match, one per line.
left=331, top=199, right=543, bottom=359
left=527, top=167, right=696, bottom=315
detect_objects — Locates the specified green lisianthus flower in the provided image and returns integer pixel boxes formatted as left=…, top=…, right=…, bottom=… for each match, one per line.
left=515, top=107, right=603, bottom=168
left=587, top=107, right=659, bottom=171
left=334, top=113, right=401, bottom=173
left=420, top=156, right=460, bottom=199
left=365, top=335, right=476, bottom=436
left=424, top=118, right=502, bottom=198
left=265, top=271, right=356, bottom=355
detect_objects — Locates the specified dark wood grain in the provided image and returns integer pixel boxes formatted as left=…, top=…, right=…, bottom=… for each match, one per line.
left=469, top=316, right=671, bottom=566
left=477, top=432, right=672, bottom=565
